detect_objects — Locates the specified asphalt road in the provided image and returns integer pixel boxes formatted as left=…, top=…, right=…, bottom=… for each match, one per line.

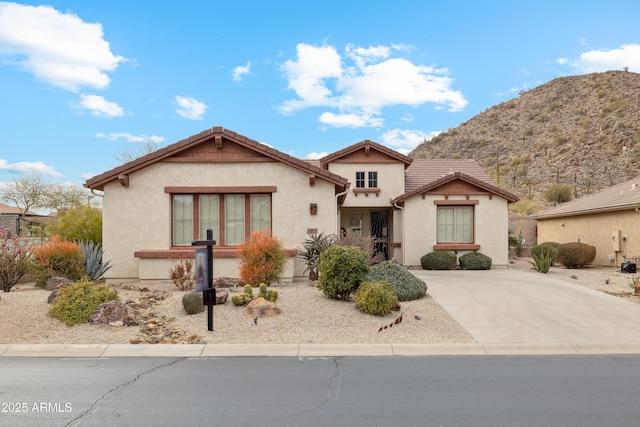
left=2, top=355, right=640, bottom=427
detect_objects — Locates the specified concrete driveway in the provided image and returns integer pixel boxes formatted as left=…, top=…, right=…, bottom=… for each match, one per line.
left=412, top=268, right=640, bottom=349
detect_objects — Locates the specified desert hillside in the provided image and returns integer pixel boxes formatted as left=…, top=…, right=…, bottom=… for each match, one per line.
left=410, top=70, right=640, bottom=209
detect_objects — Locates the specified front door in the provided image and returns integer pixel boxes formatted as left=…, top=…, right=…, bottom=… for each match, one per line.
left=370, top=211, right=389, bottom=262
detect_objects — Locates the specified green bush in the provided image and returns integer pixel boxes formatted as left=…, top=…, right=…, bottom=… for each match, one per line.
left=47, top=206, right=103, bottom=245
left=529, top=244, right=557, bottom=273
left=531, top=243, right=559, bottom=265
left=182, top=292, right=204, bottom=314
left=367, top=261, right=427, bottom=301
left=459, top=252, right=492, bottom=270
left=49, top=278, right=119, bottom=326
left=355, top=281, right=399, bottom=316
left=556, top=242, right=596, bottom=268
left=318, top=245, right=369, bottom=300
left=420, top=251, right=457, bottom=270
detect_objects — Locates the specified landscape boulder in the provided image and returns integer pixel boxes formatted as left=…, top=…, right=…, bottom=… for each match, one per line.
left=89, top=301, right=135, bottom=326
left=215, top=288, right=228, bottom=304
left=213, top=277, right=245, bottom=288
left=45, top=277, right=74, bottom=291
left=243, top=297, right=281, bottom=318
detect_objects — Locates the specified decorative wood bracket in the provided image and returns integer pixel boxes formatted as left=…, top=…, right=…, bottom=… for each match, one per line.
left=214, top=135, right=223, bottom=148
left=117, top=174, right=129, bottom=187
left=309, top=174, right=316, bottom=187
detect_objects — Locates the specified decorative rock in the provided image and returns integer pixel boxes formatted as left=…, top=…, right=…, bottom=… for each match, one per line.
left=243, top=297, right=281, bottom=318
left=45, top=277, right=74, bottom=291
left=213, top=277, right=245, bottom=288
left=215, top=288, right=229, bottom=304
left=89, top=301, right=132, bottom=325
left=47, top=289, right=59, bottom=304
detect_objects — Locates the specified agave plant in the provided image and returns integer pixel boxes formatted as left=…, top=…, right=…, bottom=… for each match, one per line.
left=79, top=240, right=112, bottom=281
left=297, top=231, right=336, bottom=280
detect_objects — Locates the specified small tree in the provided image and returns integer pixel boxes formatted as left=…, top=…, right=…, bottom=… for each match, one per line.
left=238, top=230, right=286, bottom=285
left=47, top=206, right=103, bottom=245
left=0, top=230, right=34, bottom=292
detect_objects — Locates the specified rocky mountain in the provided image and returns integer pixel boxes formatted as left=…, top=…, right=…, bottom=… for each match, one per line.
left=410, top=70, right=640, bottom=209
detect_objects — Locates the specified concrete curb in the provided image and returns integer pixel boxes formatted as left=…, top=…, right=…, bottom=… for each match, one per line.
left=3, top=343, right=640, bottom=358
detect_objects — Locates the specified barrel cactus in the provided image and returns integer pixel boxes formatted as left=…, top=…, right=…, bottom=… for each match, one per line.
left=182, top=292, right=204, bottom=314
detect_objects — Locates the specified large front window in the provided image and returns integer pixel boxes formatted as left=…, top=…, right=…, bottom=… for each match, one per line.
left=437, top=206, right=473, bottom=243
left=172, top=193, right=271, bottom=246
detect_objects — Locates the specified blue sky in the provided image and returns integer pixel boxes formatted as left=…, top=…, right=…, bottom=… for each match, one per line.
left=1, top=0, right=640, bottom=191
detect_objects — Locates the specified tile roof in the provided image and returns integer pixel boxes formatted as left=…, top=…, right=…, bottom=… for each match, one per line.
left=319, top=139, right=413, bottom=167
left=534, top=176, right=640, bottom=219
left=404, top=159, right=492, bottom=193
left=84, top=127, right=349, bottom=191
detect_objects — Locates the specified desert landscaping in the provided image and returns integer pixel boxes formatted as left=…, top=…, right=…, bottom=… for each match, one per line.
left=2, top=258, right=638, bottom=346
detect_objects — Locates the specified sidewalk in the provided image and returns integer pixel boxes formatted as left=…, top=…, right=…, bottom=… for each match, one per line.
left=3, top=342, right=640, bottom=358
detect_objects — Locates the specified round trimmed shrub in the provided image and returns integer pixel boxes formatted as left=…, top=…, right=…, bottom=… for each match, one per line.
left=318, top=245, right=369, bottom=300
left=420, top=251, right=457, bottom=270
left=367, top=261, right=427, bottom=301
left=556, top=242, right=596, bottom=268
left=49, top=278, right=119, bottom=326
left=355, top=281, right=399, bottom=316
left=459, top=252, right=492, bottom=270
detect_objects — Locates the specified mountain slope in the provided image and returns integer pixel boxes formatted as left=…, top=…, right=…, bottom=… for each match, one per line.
left=410, top=70, right=640, bottom=207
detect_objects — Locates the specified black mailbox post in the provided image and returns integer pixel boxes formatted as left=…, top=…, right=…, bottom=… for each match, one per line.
left=192, top=228, right=216, bottom=331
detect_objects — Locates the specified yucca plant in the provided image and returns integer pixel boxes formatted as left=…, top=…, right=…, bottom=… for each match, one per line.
left=79, top=240, right=112, bottom=281
left=297, top=231, right=336, bottom=280
left=529, top=245, right=557, bottom=273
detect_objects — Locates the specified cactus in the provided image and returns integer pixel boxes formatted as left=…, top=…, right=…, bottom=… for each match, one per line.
left=182, top=292, right=204, bottom=314
left=243, top=284, right=254, bottom=296
left=258, top=283, right=278, bottom=302
left=258, top=283, right=268, bottom=298
left=231, top=293, right=253, bottom=306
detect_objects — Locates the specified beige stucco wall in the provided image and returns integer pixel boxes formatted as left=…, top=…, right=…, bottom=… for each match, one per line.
left=537, top=210, right=640, bottom=266
left=328, top=163, right=405, bottom=208
left=402, top=194, right=510, bottom=267
left=102, top=161, right=338, bottom=283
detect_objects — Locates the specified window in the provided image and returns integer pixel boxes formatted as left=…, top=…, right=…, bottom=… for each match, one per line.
left=437, top=206, right=473, bottom=243
left=368, top=171, right=378, bottom=188
left=355, top=171, right=365, bottom=188
left=172, top=193, right=271, bottom=246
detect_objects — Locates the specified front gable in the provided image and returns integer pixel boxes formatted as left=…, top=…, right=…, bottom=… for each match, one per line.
left=166, top=137, right=276, bottom=163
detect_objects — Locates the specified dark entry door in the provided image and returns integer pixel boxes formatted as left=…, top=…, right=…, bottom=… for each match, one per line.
left=370, top=211, right=389, bottom=261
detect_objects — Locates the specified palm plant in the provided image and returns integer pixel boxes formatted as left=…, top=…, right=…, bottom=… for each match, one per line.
left=297, top=231, right=336, bottom=280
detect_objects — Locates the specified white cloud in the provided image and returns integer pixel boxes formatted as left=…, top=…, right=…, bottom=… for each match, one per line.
left=380, top=129, right=441, bottom=155
left=0, top=3, right=124, bottom=92
left=319, top=112, right=383, bottom=128
left=72, top=94, right=124, bottom=118
left=572, top=44, right=640, bottom=73
left=556, top=58, right=568, bottom=65
left=0, top=159, right=62, bottom=177
left=279, top=43, right=467, bottom=128
left=232, top=61, right=251, bottom=82
left=305, top=152, right=328, bottom=160
left=96, top=132, right=164, bottom=143
left=175, top=96, right=208, bottom=120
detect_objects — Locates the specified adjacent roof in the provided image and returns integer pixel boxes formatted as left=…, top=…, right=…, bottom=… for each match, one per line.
left=392, top=160, right=518, bottom=204
left=534, top=176, right=640, bottom=219
left=0, top=202, right=35, bottom=215
left=84, top=127, right=349, bottom=191
left=319, top=139, right=413, bottom=168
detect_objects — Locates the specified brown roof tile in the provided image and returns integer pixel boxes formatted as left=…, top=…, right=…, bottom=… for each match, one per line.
left=84, top=127, right=348, bottom=191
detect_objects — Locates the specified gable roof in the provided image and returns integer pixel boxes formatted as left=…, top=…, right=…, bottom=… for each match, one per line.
left=392, top=159, right=518, bottom=204
left=319, top=139, right=413, bottom=168
left=404, top=159, right=492, bottom=193
left=84, top=126, right=349, bottom=191
left=534, top=176, right=640, bottom=219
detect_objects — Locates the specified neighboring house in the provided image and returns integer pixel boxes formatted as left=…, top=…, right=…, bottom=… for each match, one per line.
left=0, top=202, right=45, bottom=235
left=534, top=176, right=640, bottom=267
left=84, top=126, right=518, bottom=283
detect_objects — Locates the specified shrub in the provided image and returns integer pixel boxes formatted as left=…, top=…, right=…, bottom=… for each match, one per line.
left=545, top=183, right=573, bottom=205
left=529, top=244, right=558, bottom=273
left=337, top=229, right=374, bottom=261
left=531, top=243, right=559, bottom=265
left=0, top=231, right=34, bottom=292
left=420, top=251, right=457, bottom=270
left=297, top=231, right=336, bottom=280
left=79, top=241, right=112, bottom=282
left=556, top=242, right=596, bottom=268
left=318, top=245, right=370, bottom=300
left=238, top=231, right=286, bottom=285
left=367, top=261, right=427, bottom=301
left=182, top=292, right=204, bottom=314
left=31, top=235, right=84, bottom=287
left=459, top=252, right=492, bottom=270
left=169, top=253, right=195, bottom=291
left=47, top=206, right=103, bottom=245
left=355, top=281, right=399, bottom=316
left=49, top=278, right=119, bottom=326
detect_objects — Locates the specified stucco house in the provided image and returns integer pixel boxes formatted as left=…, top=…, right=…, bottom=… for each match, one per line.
left=84, top=126, right=517, bottom=283
left=534, top=176, right=640, bottom=267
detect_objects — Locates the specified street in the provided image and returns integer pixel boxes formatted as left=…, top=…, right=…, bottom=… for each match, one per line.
left=2, top=355, right=640, bottom=426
